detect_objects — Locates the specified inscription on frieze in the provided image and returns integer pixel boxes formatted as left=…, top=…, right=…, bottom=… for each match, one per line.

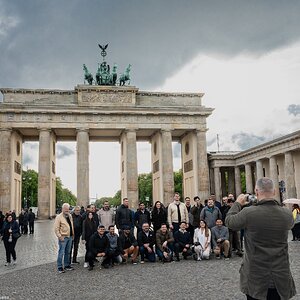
left=79, top=91, right=134, bottom=106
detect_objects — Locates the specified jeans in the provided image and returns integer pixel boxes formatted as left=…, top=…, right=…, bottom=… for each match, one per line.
left=3, top=239, right=17, bottom=263
left=139, top=245, right=156, bottom=262
left=57, top=236, right=73, bottom=270
left=156, top=243, right=174, bottom=260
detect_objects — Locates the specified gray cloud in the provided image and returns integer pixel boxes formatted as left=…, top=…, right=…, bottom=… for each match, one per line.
left=231, top=132, right=268, bottom=150
left=22, top=143, right=38, bottom=166
left=207, top=137, right=217, bottom=147
left=1, top=0, right=300, bottom=89
left=288, top=104, right=300, bottom=116
left=56, top=145, right=74, bottom=159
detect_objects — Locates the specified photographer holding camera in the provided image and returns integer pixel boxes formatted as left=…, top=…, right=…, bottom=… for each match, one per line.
left=225, top=177, right=296, bottom=300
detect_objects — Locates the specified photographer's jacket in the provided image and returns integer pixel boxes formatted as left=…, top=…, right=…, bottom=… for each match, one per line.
left=225, top=199, right=296, bottom=300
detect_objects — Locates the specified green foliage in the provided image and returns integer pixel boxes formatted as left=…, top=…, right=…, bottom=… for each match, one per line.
left=174, top=169, right=183, bottom=196
left=56, top=177, right=77, bottom=207
left=22, top=169, right=77, bottom=208
left=94, top=190, right=121, bottom=208
left=21, top=169, right=38, bottom=208
left=138, top=173, right=152, bottom=205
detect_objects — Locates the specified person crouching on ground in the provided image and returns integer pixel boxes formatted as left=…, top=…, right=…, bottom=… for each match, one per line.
left=137, top=222, right=156, bottom=263
left=119, top=225, right=139, bottom=264
left=87, top=225, right=110, bottom=271
left=193, top=220, right=211, bottom=261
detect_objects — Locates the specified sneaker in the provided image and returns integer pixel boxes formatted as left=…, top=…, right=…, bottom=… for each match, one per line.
left=58, top=268, right=65, bottom=274
left=132, top=260, right=138, bottom=265
left=224, top=256, right=230, bottom=261
left=197, top=257, right=201, bottom=261
left=140, top=260, right=145, bottom=264
left=216, top=255, right=220, bottom=260
left=4, top=262, right=10, bottom=266
left=12, top=259, right=17, bottom=265
left=64, top=266, right=74, bottom=271
left=84, top=262, right=89, bottom=268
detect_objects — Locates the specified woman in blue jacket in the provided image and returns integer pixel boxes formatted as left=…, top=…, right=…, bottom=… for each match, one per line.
left=1, top=214, right=20, bottom=266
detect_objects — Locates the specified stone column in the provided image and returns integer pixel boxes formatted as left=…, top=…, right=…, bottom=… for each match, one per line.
left=38, top=129, right=51, bottom=219
left=0, top=129, right=12, bottom=213
left=126, top=130, right=138, bottom=208
left=245, top=163, right=253, bottom=193
left=214, top=167, right=221, bottom=201
left=256, top=159, right=264, bottom=180
left=196, top=130, right=210, bottom=200
left=221, top=169, right=227, bottom=197
left=161, top=130, right=174, bottom=205
left=76, top=129, right=89, bottom=208
left=228, top=168, right=235, bottom=195
left=234, top=166, right=242, bottom=196
left=285, top=152, right=296, bottom=199
left=120, top=130, right=138, bottom=209
left=269, top=156, right=280, bottom=201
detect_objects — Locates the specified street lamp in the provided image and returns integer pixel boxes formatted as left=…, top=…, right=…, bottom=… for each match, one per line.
left=22, top=176, right=32, bottom=209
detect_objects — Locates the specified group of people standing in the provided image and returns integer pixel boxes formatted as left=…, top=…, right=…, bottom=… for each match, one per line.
left=54, top=191, right=246, bottom=274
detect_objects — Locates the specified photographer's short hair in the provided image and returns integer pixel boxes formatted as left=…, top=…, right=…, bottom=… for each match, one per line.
left=256, top=177, right=274, bottom=193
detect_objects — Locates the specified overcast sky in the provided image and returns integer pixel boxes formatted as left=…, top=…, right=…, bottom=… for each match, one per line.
left=1, top=0, right=300, bottom=198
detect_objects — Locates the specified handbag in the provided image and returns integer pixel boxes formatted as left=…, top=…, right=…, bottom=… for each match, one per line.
left=12, top=232, right=21, bottom=239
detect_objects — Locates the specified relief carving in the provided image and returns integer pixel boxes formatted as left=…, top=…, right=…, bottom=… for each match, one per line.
left=80, top=91, right=133, bottom=105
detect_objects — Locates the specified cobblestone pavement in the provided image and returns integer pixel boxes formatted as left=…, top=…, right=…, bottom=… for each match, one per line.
left=0, top=221, right=299, bottom=300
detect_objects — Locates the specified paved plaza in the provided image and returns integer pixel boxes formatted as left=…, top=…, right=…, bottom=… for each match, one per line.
left=0, top=220, right=299, bottom=300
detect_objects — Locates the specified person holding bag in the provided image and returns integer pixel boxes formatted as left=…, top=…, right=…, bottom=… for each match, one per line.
left=0, top=214, right=20, bottom=266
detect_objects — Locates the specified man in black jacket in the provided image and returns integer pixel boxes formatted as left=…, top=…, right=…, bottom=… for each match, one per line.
left=87, top=225, right=110, bottom=271
left=174, top=221, right=192, bottom=261
left=71, top=206, right=83, bottom=264
left=115, top=198, right=133, bottom=232
left=119, top=225, right=139, bottom=264
left=134, top=203, right=151, bottom=236
left=28, top=208, right=35, bottom=234
left=137, top=222, right=156, bottom=263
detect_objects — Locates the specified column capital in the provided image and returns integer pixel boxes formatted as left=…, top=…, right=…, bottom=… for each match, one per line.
left=195, top=128, right=208, bottom=134
left=161, top=128, right=173, bottom=133
left=76, top=127, right=89, bottom=133
left=38, top=127, right=51, bottom=132
left=0, top=127, right=12, bottom=132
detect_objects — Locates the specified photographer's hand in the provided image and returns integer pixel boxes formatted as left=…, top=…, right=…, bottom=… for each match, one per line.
left=236, top=194, right=247, bottom=206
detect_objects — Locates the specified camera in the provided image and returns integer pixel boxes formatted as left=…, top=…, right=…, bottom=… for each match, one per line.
left=245, top=194, right=257, bottom=204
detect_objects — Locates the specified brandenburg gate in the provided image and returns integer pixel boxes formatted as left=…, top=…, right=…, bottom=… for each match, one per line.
left=0, top=85, right=213, bottom=218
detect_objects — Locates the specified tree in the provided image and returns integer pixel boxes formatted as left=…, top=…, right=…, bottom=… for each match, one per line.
left=56, top=177, right=77, bottom=207
left=22, top=169, right=77, bottom=209
left=138, top=173, right=152, bottom=205
left=174, top=169, right=183, bottom=196
left=21, top=169, right=38, bottom=208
